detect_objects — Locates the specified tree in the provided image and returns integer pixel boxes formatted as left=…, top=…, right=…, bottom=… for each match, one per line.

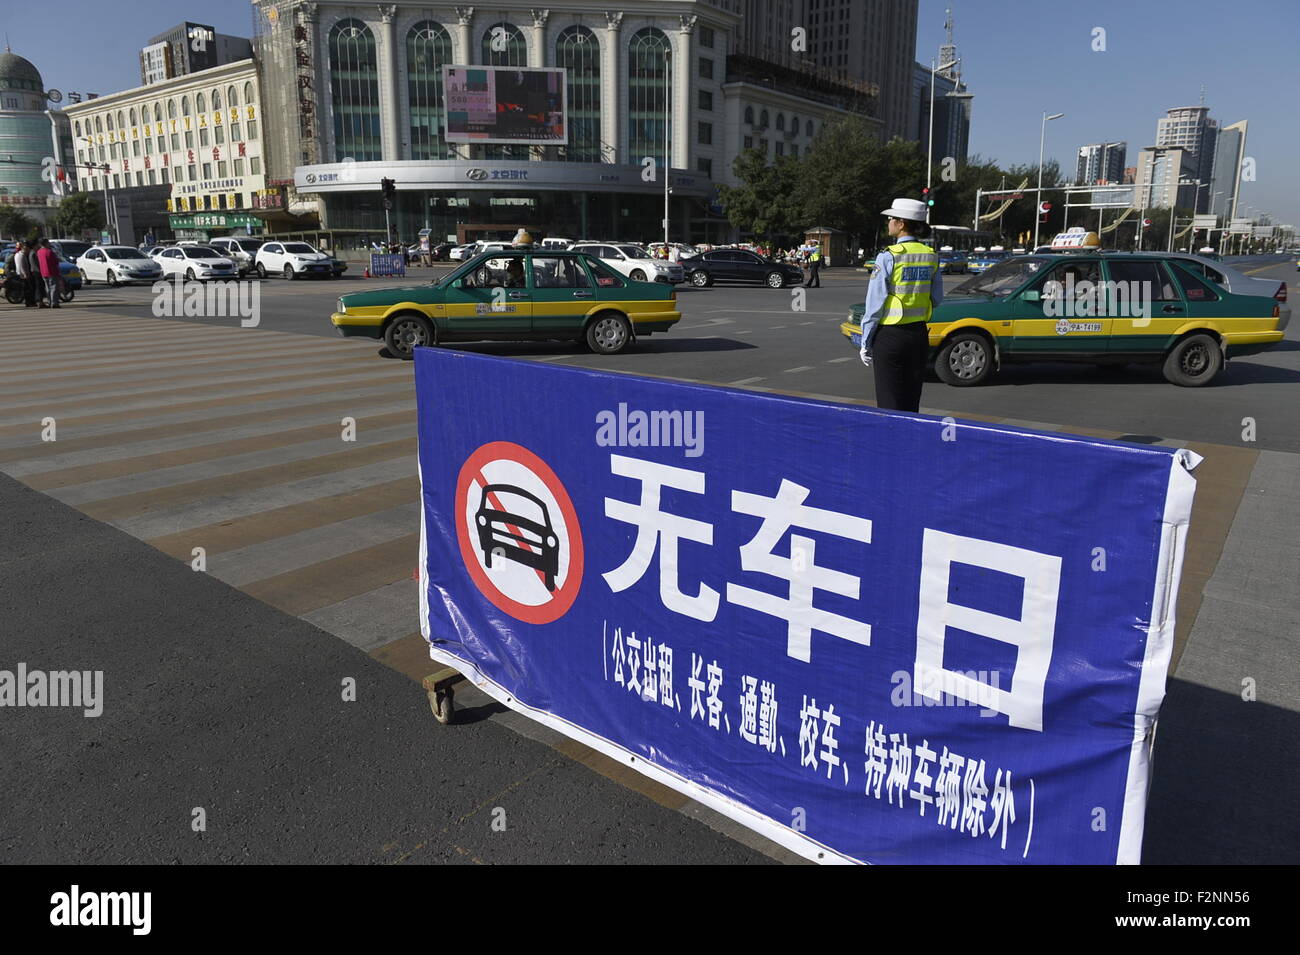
left=53, top=190, right=105, bottom=238
left=796, top=119, right=925, bottom=249
left=0, top=204, right=36, bottom=241
left=717, top=149, right=804, bottom=243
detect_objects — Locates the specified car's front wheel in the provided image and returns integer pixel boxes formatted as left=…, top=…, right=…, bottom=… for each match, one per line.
left=586, top=312, right=633, bottom=354
left=106, top=269, right=119, bottom=287
left=629, top=269, right=647, bottom=282
left=1163, top=333, right=1222, bottom=386
left=59, top=287, right=74, bottom=303
left=766, top=270, right=785, bottom=289
left=185, top=268, right=197, bottom=281
left=384, top=313, right=436, bottom=359
left=283, top=264, right=295, bottom=281
left=935, top=331, right=994, bottom=386
left=689, top=270, right=712, bottom=288
left=256, top=262, right=267, bottom=279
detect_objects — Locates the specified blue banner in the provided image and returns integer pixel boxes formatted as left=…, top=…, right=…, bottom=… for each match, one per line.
left=369, top=252, right=406, bottom=277
left=415, top=348, right=1196, bottom=864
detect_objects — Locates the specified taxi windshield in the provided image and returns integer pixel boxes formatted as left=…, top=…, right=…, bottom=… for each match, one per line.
left=951, top=256, right=1050, bottom=297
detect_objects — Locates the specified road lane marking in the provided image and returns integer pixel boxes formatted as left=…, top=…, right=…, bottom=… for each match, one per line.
left=783, top=366, right=813, bottom=373
left=728, top=377, right=765, bottom=386
left=827, top=356, right=856, bottom=363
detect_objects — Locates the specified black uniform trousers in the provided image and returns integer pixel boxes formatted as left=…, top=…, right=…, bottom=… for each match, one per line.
left=805, top=260, right=821, bottom=287
left=871, top=321, right=929, bottom=412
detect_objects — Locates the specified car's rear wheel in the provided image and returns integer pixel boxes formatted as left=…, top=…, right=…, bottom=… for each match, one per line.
left=256, top=263, right=267, bottom=279
left=283, top=264, right=295, bottom=281
left=935, top=331, right=994, bottom=386
left=766, top=270, right=785, bottom=288
left=629, top=269, right=647, bottom=282
left=586, top=312, right=632, bottom=354
left=690, top=270, right=712, bottom=288
left=384, top=313, right=436, bottom=359
left=1162, top=333, right=1222, bottom=386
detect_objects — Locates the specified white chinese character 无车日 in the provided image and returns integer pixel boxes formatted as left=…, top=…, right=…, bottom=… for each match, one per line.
left=863, top=721, right=888, bottom=799
left=910, top=738, right=936, bottom=817
left=689, top=653, right=706, bottom=720
left=725, top=479, right=873, bottom=663
left=739, top=676, right=759, bottom=744
left=758, top=680, right=779, bottom=753
left=798, top=695, right=821, bottom=770
left=706, top=660, right=724, bottom=730
left=626, top=631, right=642, bottom=697
left=658, top=644, right=674, bottom=708
left=611, top=627, right=626, bottom=686
left=962, top=758, right=989, bottom=838
left=819, top=703, right=842, bottom=781
left=603, top=455, right=720, bottom=621
left=885, top=732, right=912, bottom=808
left=934, top=746, right=966, bottom=829
left=642, top=639, right=658, bottom=702
left=987, top=768, right=1016, bottom=850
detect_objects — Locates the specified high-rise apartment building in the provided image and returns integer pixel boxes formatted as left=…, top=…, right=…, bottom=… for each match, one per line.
left=1208, top=119, right=1247, bottom=221
left=1155, top=105, right=1216, bottom=210
left=139, top=23, right=253, bottom=86
left=1075, top=142, right=1126, bottom=185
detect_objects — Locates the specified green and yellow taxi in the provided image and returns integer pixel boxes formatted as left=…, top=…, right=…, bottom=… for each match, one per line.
left=331, top=247, right=681, bottom=358
left=841, top=249, right=1286, bottom=387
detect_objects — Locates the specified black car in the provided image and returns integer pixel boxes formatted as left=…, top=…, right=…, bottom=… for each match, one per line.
left=476, top=484, right=559, bottom=592
left=680, top=249, right=805, bottom=289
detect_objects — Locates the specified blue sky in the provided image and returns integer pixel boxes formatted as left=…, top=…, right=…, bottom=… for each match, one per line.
left=918, top=0, right=1296, bottom=225
left=9, top=0, right=1294, bottom=225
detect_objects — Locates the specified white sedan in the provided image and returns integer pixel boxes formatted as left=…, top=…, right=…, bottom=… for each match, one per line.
left=77, top=246, right=163, bottom=286
left=569, top=243, right=684, bottom=284
left=255, top=241, right=335, bottom=279
left=155, top=245, right=239, bottom=281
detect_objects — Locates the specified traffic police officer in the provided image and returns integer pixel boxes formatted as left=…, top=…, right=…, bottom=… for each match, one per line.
left=860, top=198, right=943, bottom=412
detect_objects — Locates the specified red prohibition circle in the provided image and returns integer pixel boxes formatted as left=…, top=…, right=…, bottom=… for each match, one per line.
left=454, top=441, right=584, bottom=624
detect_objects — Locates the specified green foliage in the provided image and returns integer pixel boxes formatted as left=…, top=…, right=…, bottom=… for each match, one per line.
left=716, top=149, right=803, bottom=241
left=52, top=191, right=106, bottom=238
left=0, top=204, right=36, bottom=241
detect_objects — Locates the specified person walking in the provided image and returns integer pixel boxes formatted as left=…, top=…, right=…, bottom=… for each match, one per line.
left=859, top=198, right=943, bottom=412
left=37, top=239, right=63, bottom=309
left=804, top=240, right=822, bottom=287
left=13, top=240, right=38, bottom=307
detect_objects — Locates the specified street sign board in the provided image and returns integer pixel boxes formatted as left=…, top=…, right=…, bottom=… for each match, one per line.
left=415, top=349, right=1199, bottom=865
left=1192, top=215, right=1217, bottom=230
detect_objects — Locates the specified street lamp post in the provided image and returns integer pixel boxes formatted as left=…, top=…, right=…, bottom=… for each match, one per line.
left=1034, top=111, right=1064, bottom=249
left=926, top=58, right=959, bottom=223
left=663, top=49, right=672, bottom=248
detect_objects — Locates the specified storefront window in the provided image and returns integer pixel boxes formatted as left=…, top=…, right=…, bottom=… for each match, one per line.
left=556, top=26, right=601, bottom=163
left=407, top=21, right=452, bottom=160
left=627, top=28, right=670, bottom=171
left=329, top=18, right=381, bottom=161
left=479, top=23, right=527, bottom=160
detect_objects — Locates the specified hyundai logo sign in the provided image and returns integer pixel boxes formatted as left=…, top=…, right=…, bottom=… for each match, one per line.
left=466, top=168, right=489, bottom=181
left=305, top=173, right=316, bottom=183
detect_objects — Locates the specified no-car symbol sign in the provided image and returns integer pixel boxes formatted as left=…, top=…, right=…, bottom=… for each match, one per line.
left=454, top=441, right=584, bottom=624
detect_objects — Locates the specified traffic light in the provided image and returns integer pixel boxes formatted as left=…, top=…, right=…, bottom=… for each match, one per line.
left=1038, top=200, right=1051, bottom=224
left=381, top=177, right=396, bottom=209
left=923, top=186, right=934, bottom=207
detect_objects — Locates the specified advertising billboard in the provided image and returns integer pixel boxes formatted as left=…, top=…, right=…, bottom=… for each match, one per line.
left=415, top=349, right=1197, bottom=864
left=443, top=66, right=567, bottom=145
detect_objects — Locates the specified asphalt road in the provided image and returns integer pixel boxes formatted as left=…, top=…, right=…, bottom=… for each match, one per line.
left=72, top=253, right=1300, bottom=452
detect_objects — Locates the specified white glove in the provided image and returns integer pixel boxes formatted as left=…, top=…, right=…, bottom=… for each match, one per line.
left=859, top=343, right=873, bottom=367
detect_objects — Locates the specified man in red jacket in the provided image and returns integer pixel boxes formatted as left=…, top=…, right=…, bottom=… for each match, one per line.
left=36, top=238, right=62, bottom=309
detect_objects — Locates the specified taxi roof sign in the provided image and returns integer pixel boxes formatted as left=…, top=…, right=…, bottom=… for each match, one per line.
left=1050, top=229, right=1102, bottom=250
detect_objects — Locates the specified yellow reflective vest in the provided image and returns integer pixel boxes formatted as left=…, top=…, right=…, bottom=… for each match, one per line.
left=882, top=240, right=938, bottom=325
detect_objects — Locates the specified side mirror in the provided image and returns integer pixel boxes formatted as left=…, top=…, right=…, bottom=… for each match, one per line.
left=1021, top=290, right=1040, bottom=302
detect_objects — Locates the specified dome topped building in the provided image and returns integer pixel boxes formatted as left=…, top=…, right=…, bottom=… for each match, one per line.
left=0, top=45, right=76, bottom=230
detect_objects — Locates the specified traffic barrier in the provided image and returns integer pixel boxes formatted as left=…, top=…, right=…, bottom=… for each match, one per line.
left=414, top=348, right=1197, bottom=864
